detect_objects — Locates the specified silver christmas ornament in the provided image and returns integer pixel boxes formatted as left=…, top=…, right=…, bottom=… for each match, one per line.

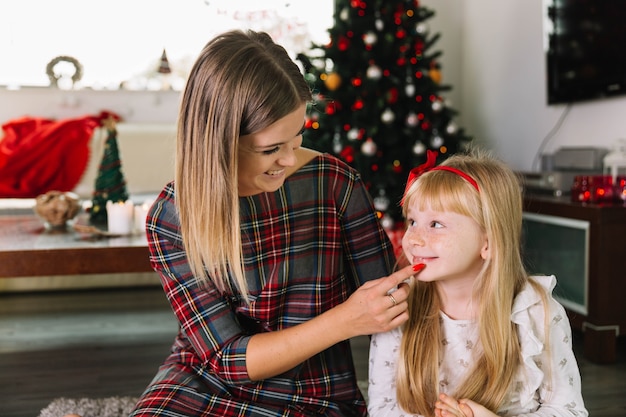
left=430, top=135, right=444, bottom=148
left=405, top=83, right=415, bottom=96
left=373, top=190, right=390, bottom=211
left=416, top=22, right=428, bottom=34
left=361, top=138, right=377, bottom=156
left=413, top=141, right=426, bottom=155
left=381, top=214, right=395, bottom=230
left=381, top=108, right=395, bottom=124
left=347, top=128, right=359, bottom=141
left=363, top=31, right=378, bottom=46
left=366, top=64, right=382, bottom=80
left=340, top=8, right=349, bottom=21
left=406, top=112, right=418, bottom=127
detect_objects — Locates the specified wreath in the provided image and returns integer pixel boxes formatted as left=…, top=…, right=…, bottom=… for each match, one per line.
left=46, top=55, right=83, bottom=87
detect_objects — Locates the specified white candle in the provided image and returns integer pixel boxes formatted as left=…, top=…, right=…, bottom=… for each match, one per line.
left=106, top=200, right=134, bottom=235
left=134, top=202, right=150, bottom=234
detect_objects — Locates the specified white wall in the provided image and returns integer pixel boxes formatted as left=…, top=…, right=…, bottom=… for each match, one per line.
left=460, top=0, right=626, bottom=171
left=2, top=0, right=626, bottom=171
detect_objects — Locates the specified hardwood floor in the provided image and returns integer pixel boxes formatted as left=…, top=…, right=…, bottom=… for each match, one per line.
left=0, top=286, right=624, bottom=417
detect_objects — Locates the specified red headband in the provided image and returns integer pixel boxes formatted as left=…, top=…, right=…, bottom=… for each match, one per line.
left=403, top=150, right=479, bottom=203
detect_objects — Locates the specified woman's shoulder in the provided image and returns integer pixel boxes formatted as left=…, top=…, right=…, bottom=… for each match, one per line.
left=148, top=181, right=180, bottom=226
left=289, top=148, right=361, bottom=181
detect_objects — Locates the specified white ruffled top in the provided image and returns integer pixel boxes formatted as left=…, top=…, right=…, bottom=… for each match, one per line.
left=367, top=275, right=588, bottom=417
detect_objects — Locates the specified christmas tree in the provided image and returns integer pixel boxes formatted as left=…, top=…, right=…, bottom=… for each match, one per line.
left=297, top=0, right=471, bottom=226
left=89, top=118, right=129, bottom=224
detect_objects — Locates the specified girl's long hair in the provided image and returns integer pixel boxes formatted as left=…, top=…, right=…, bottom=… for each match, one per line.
left=396, top=149, right=536, bottom=415
left=175, top=30, right=312, bottom=300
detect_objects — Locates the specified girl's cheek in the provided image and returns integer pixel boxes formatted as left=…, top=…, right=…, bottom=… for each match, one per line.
left=401, top=233, right=413, bottom=258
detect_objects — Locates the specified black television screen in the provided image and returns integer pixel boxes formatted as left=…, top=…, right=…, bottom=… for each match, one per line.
left=546, top=0, right=626, bottom=104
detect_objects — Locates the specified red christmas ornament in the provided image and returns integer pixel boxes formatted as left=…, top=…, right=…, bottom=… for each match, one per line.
left=387, top=87, right=399, bottom=104
left=340, top=146, right=355, bottom=163
left=351, top=77, right=362, bottom=87
left=338, top=36, right=350, bottom=51
left=352, top=98, right=364, bottom=110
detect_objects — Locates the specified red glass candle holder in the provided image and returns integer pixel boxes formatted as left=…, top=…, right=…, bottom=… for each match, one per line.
left=571, top=175, right=592, bottom=202
left=571, top=175, right=615, bottom=203
left=615, top=175, right=626, bottom=203
left=591, top=175, right=614, bottom=203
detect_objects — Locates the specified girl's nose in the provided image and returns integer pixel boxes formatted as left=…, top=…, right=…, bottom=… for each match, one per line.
left=405, top=229, right=425, bottom=246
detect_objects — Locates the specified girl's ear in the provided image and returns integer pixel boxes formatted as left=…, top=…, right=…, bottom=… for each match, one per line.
left=480, top=236, right=490, bottom=260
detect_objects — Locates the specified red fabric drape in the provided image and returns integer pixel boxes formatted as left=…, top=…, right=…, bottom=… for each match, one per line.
left=0, top=111, right=120, bottom=198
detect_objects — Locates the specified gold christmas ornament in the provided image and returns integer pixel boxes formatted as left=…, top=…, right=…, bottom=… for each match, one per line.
left=323, top=72, right=342, bottom=91
left=429, top=68, right=442, bottom=84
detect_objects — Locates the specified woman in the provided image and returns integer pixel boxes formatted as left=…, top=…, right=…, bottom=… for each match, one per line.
left=130, top=30, right=415, bottom=417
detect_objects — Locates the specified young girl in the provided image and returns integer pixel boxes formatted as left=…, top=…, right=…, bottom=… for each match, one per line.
left=368, top=149, right=588, bottom=417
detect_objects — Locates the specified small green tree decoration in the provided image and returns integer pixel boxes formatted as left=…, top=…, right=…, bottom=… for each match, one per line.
left=89, top=117, right=129, bottom=224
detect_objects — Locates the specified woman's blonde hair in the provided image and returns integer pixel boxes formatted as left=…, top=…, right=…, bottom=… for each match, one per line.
left=175, top=30, right=312, bottom=299
left=396, top=148, right=537, bottom=415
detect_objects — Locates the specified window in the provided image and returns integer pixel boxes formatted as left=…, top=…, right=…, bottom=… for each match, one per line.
left=0, top=0, right=333, bottom=90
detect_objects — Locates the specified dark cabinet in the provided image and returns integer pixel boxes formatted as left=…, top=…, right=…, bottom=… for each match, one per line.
left=523, top=195, right=626, bottom=363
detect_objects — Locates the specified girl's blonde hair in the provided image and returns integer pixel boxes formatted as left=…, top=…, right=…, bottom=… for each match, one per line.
left=396, top=148, right=538, bottom=415
left=175, top=30, right=312, bottom=300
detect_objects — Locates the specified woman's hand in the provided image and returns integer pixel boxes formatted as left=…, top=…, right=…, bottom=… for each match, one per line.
left=335, top=264, right=421, bottom=338
left=246, top=264, right=422, bottom=380
left=435, top=394, right=499, bottom=417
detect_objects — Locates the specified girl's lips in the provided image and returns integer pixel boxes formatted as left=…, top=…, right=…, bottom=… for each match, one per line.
left=413, top=263, right=426, bottom=272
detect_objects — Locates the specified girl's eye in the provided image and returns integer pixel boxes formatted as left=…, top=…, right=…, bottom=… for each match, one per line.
left=261, top=147, right=280, bottom=155
left=430, top=221, right=443, bottom=229
left=297, top=126, right=306, bottom=136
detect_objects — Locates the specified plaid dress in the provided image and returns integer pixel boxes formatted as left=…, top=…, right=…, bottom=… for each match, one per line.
left=131, top=154, right=396, bottom=417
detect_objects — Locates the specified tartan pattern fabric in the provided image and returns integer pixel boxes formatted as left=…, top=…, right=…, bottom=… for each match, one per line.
left=130, top=154, right=396, bottom=417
